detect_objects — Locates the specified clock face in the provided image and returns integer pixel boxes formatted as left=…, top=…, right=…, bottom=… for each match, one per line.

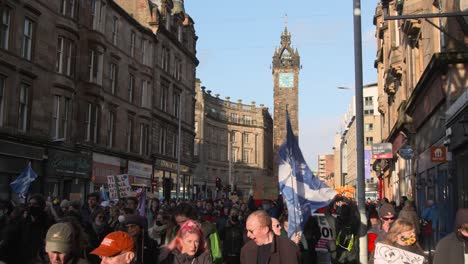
left=278, top=72, right=294, bottom=88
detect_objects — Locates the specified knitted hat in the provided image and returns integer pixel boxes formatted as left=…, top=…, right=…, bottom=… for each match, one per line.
left=124, top=214, right=147, bottom=228
left=45, top=223, right=74, bottom=254
left=379, top=203, right=395, bottom=218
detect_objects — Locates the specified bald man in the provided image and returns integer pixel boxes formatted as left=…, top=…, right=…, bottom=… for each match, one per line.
left=240, top=210, right=300, bottom=264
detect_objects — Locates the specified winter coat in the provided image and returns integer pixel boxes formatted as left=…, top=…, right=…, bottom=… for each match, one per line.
left=219, top=221, right=244, bottom=257
left=240, top=234, right=300, bottom=264
left=159, top=249, right=212, bottom=264
left=433, top=208, right=468, bottom=264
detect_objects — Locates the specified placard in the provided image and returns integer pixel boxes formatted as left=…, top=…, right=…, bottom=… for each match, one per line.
left=374, top=243, right=424, bottom=264
left=107, top=174, right=131, bottom=199
left=312, top=213, right=336, bottom=252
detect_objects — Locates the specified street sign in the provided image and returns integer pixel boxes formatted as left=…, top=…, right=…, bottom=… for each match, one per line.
left=398, top=144, right=414, bottom=160
left=371, top=143, right=393, bottom=159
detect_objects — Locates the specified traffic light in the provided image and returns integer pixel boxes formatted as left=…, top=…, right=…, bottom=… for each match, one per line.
left=215, top=177, right=221, bottom=191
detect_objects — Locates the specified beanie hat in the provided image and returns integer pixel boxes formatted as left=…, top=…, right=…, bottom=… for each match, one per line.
left=124, top=214, right=147, bottom=228
left=45, top=223, right=74, bottom=254
left=90, top=231, right=135, bottom=257
left=379, top=203, right=395, bottom=218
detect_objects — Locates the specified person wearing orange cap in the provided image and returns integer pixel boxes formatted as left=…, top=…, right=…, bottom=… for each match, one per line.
left=90, top=231, right=136, bottom=264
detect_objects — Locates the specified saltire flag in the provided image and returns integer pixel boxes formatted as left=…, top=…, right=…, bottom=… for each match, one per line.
left=278, top=112, right=337, bottom=238
left=100, top=185, right=110, bottom=201
left=10, top=163, right=38, bottom=198
left=137, top=188, right=147, bottom=217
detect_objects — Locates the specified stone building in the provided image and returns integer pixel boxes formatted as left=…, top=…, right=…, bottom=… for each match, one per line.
left=0, top=0, right=198, bottom=201
left=334, top=83, right=381, bottom=198
left=193, top=80, right=273, bottom=199
left=317, top=154, right=335, bottom=188
left=272, top=26, right=300, bottom=182
left=374, top=0, right=467, bottom=238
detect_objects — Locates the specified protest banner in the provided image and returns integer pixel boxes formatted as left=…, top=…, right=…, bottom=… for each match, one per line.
left=107, top=174, right=131, bottom=199
left=374, top=243, right=424, bottom=264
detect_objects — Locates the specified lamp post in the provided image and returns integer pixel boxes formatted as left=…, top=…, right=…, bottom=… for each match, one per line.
left=352, top=0, right=367, bottom=263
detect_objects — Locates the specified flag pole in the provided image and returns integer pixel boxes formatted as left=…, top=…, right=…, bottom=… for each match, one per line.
left=286, top=109, right=298, bottom=237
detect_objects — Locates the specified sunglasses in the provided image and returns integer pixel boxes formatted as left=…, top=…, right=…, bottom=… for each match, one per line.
left=382, top=217, right=395, bottom=221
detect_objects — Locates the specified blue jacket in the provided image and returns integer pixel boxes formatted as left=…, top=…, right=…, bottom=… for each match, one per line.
left=422, top=205, right=438, bottom=230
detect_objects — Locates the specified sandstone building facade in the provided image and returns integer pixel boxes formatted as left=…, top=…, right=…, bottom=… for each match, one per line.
left=193, top=80, right=273, bottom=199
left=0, top=0, right=198, bottom=201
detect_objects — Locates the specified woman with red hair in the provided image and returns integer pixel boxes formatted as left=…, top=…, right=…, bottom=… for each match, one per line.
left=159, top=219, right=213, bottom=264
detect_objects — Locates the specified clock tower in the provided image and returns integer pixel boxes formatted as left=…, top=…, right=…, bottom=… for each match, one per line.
left=272, top=26, right=300, bottom=161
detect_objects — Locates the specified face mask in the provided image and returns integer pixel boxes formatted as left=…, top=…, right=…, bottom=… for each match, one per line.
left=400, top=235, right=416, bottom=246
left=118, top=215, right=126, bottom=223
left=29, top=206, right=42, bottom=217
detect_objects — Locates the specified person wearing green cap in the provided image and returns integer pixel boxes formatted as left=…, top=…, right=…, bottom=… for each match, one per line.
left=45, top=222, right=90, bottom=264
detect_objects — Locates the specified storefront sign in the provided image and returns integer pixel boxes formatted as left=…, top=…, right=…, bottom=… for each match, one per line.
left=93, top=153, right=121, bottom=184
left=48, top=150, right=91, bottom=178
left=154, top=159, right=190, bottom=173
left=107, top=174, right=131, bottom=199
left=128, top=160, right=152, bottom=178
left=430, top=146, right=447, bottom=162
left=372, top=143, right=393, bottom=159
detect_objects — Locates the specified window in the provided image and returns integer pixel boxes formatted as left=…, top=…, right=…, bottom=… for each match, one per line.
left=109, top=63, right=117, bottom=94
left=364, top=109, right=374, bottom=115
left=141, top=39, right=151, bottom=65
left=85, top=103, right=99, bottom=143
left=0, top=75, right=5, bottom=126
left=159, top=126, right=167, bottom=155
left=365, top=137, right=374, bottom=146
left=231, top=113, right=238, bottom=123
left=56, top=36, right=74, bottom=76
left=364, top=96, right=373, bottom=106
left=365, top=123, right=374, bottom=132
left=126, top=117, right=133, bottom=152
left=230, top=132, right=236, bottom=142
left=243, top=149, right=250, bottom=163
left=61, top=0, right=76, bottom=18
left=88, top=49, right=103, bottom=84
left=130, top=31, right=136, bottom=57
left=173, top=92, right=180, bottom=118
left=160, top=85, right=168, bottom=112
left=128, top=74, right=134, bottom=103
left=91, top=0, right=105, bottom=31
left=0, top=6, right=11, bottom=50
left=231, top=147, right=237, bottom=162
left=22, top=18, right=33, bottom=60
left=243, top=115, right=252, bottom=125
left=243, top=133, right=249, bottom=143
left=172, top=132, right=178, bottom=158
left=139, top=123, right=149, bottom=155
left=141, top=80, right=151, bottom=108
left=18, top=83, right=29, bottom=132
left=107, top=111, right=115, bottom=148
left=173, top=57, right=182, bottom=80
left=161, top=46, right=169, bottom=72
left=111, top=16, right=118, bottom=45
left=52, top=95, right=71, bottom=139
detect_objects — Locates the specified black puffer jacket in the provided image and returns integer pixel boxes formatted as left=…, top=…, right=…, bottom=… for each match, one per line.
left=160, top=249, right=212, bottom=264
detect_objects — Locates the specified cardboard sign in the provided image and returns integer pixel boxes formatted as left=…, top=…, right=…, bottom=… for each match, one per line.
left=107, top=174, right=131, bottom=199
left=374, top=243, right=424, bottom=264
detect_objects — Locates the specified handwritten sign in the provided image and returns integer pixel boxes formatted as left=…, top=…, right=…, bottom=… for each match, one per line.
left=107, top=174, right=131, bottom=199
left=374, top=243, right=424, bottom=264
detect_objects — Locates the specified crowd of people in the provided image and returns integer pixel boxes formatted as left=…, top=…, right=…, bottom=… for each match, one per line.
left=0, top=192, right=466, bottom=264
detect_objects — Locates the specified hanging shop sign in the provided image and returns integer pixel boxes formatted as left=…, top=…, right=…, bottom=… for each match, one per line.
left=430, top=146, right=447, bottom=162
left=372, top=143, right=393, bottom=159
left=398, top=144, right=414, bottom=160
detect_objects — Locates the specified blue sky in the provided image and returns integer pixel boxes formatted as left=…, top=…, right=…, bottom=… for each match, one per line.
left=185, top=0, right=380, bottom=170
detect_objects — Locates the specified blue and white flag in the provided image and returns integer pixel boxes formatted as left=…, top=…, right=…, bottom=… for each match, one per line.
left=278, top=112, right=337, bottom=238
left=10, top=163, right=38, bottom=198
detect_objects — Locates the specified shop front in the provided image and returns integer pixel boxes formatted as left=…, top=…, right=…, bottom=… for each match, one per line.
left=154, top=159, right=192, bottom=200
left=0, top=140, right=44, bottom=200
left=46, top=149, right=91, bottom=201
left=127, top=160, right=152, bottom=191
left=91, top=152, right=125, bottom=192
